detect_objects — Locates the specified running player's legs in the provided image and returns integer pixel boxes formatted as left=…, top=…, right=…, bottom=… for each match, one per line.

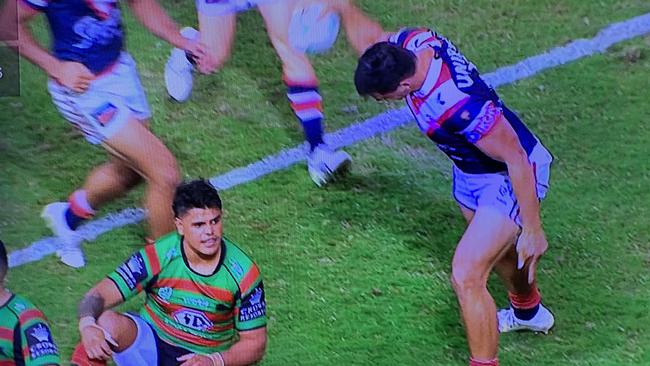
left=257, top=0, right=317, bottom=84
left=103, top=117, right=179, bottom=238
left=450, top=206, right=519, bottom=361
left=81, top=155, right=142, bottom=211
left=197, top=10, right=237, bottom=74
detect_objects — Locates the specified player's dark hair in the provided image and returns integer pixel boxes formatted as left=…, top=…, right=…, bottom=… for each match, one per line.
left=0, top=240, right=7, bottom=282
left=354, top=41, right=417, bottom=96
left=173, top=179, right=222, bottom=218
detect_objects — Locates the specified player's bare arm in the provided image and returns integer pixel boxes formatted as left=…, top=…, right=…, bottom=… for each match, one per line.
left=12, top=1, right=92, bottom=91
left=474, top=115, right=548, bottom=284
left=177, top=327, right=267, bottom=366
left=77, top=278, right=124, bottom=361
left=127, top=0, right=207, bottom=62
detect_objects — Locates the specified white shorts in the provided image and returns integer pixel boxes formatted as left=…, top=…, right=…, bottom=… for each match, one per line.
left=47, top=52, right=151, bottom=145
left=195, top=0, right=276, bottom=16
left=112, top=313, right=158, bottom=366
left=452, top=142, right=553, bottom=226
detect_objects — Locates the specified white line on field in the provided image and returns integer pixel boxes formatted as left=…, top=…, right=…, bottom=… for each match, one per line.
left=9, top=12, right=650, bottom=267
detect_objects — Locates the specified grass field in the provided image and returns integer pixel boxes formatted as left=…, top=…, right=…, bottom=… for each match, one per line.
left=1, top=0, right=650, bottom=364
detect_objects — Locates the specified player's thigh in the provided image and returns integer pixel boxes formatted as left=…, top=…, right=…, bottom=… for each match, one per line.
left=458, top=203, right=474, bottom=224
left=110, top=313, right=159, bottom=365
left=257, top=0, right=315, bottom=78
left=451, top=206, right=519, bottom=287
left=198, top=11, right=237, bottom=61
left=102, top=117, right=178, bottom=185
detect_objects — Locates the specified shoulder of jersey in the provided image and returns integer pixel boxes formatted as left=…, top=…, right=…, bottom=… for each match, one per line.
left=391, top=27, right=439, bottom=52
left=152, top=232, right=183, bottom=265
left=222, top=237, right=258, bottom=283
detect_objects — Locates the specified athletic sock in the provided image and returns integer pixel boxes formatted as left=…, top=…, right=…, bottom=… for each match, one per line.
left=508, top=283, right=541, bottom=321
left=66, top=190, right=95, bottom=230
left=286, top=83, right=324, bottom=151
left=470, top=357, right=498, bottom=366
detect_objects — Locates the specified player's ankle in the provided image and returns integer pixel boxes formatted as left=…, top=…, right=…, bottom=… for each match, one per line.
left=469, top=356, right=498, bottom=366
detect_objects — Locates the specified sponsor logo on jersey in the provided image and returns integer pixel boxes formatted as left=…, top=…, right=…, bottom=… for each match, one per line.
left=13, top=301, right=26, bottom=312
left=465, top=102, right=500, bottom=143
left=230, top=259, right=244, bottom=278
left=158, top=287, right=173, bottom=301
left=239, top=283, right=266, bottom=322
left=173, top=309, right=213, bottom=331
left=26, top=323, right=59, bottom=359
left=116, top=252, right=148, bottom=290
left=182, top=296, right=211, bottom=309
left=72, top=8, right=122, bottom=49
left=91, top=102, right=118, bottom=126
left=443, top=40, right=475, bottom=89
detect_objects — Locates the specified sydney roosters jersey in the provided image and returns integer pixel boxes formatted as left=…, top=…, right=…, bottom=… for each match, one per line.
left=21, top=0, right=124, bottom=74
left=390, top=28, right=540, bottom=174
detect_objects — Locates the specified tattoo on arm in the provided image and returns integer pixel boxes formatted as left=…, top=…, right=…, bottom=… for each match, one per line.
left=78, top=293, right=105, bottom=319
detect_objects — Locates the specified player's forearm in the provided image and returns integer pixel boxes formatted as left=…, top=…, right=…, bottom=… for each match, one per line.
left=129, top=0, right=186, bottom=49
left=78, top=291, right=106, bottom=320
left=219, top=334, right=267, bottom=366
left=506, top=154, right=542, bottom=231
left=16, top=22, right=62, bottom=78
left=335, top=1, right=386, bottom=55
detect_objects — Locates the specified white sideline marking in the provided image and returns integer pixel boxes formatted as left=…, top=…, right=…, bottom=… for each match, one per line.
left=9, top=12, right=650, bottom=268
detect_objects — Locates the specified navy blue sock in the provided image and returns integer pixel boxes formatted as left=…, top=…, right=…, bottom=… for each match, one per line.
left=287, top=85, right=325, bottom=151
left=65, top=208, right=86, bottom=230
left=513, top=303, right=540, bottom=321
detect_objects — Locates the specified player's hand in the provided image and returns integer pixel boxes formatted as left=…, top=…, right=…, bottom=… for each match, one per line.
left=516, top=227, right=548, bottom=284
left=51, top=61, right=94, bottom=93
left=79, top=325, right=113, bottom=361
left=182, top=38, right=215, bottom=74
left=177, top=353, right=215, bottom=366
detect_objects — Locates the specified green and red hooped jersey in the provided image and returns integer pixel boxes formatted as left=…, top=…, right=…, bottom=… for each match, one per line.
left=0, top=294, right=61, bottom=365
left=107, top=233, right=266, bottom=354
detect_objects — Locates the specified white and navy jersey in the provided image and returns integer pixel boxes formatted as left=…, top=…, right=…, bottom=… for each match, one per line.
left=391, top=28, right=541, bottom=174
left=21, top=0, right=124, bottom=74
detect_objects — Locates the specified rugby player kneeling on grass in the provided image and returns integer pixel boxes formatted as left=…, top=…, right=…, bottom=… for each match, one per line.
left=72, top=180, right=267, bottom=366
left=352, top=22, right=556, bottom=366
left=0, top=240, right=62, bottom=365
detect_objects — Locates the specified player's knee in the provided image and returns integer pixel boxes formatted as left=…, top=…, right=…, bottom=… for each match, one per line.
left=153, top=161, right=180, bottom=191
left=96, top=311, right=121, bottom=339
left=450, top=263, right=486, bottom=294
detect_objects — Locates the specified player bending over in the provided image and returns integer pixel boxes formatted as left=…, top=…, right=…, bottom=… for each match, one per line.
left=73, top=180, right=266, bottom=366
left=4, top=0, right=207, bottom=267
left=0, top=239, right=62, bottom=365
left=354, top=26, right=555, bottom=366
left=164, top=0, right=383, bottom=187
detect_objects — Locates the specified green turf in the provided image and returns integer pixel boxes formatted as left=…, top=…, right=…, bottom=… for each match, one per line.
left=1, top=1, right=650, bottom=365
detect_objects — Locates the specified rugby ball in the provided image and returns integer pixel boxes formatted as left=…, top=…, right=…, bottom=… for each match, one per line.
left=288, top=2, right=340, bottom=54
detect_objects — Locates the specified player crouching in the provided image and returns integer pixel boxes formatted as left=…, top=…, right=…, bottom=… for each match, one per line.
left=72, top=180, right=267, bottom=366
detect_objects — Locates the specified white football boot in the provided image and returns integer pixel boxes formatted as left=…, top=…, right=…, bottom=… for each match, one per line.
left=164, top=27, right=199, bottom=102
left=307, top=144, right=352, bottom=187
left=497, top=304, right=555, bottom=334
left=41, top=202, right=85, bottom=268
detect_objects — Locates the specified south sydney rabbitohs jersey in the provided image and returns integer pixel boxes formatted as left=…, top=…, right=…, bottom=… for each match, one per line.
left=390, top=28, right=539, bottom=174
left=0, top=294, right=61, bottom=365
left=107, top=233, right=266, bottom=354
left=21, top=0, right=124, bottom=74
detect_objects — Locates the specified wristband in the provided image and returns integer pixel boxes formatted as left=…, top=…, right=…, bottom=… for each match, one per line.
left=78, top=316, right=96, bottom=332
left=208, top=352, right=224, bottom=366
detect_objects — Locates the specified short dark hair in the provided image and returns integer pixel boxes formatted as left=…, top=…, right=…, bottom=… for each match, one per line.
left=172, top=179, right=222, bottom=218
left=354, top=41, right=417, bottom=96
left=0, top=240, right=7, bottom=282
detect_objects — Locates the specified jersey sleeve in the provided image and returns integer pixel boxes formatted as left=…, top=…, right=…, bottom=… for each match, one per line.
left=20, top=0, right=48, bottom=12
left=234, top=264, right=266, bottom=331
left=18, top=308, right=61, bottom=365
left=107, top=244, right=162, bottom=301
left=444, top=99, right=503, bottom=143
